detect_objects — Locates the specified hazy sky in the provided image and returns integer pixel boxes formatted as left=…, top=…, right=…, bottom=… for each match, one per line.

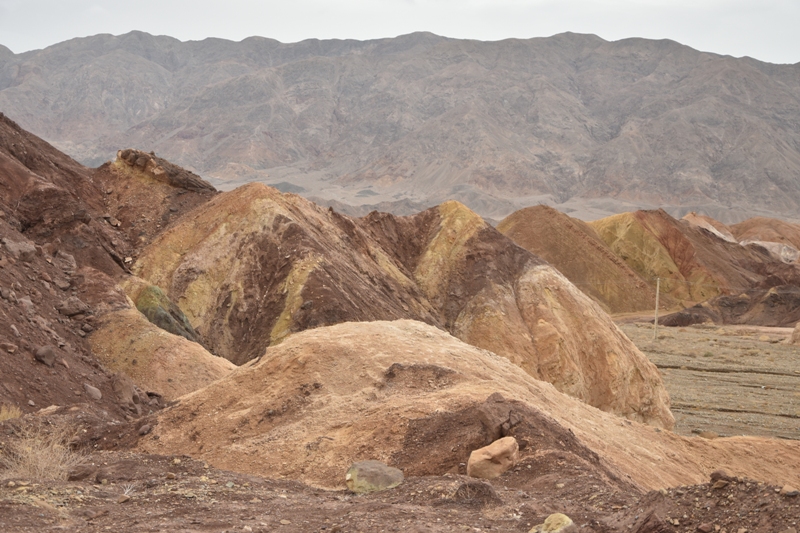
left=1, top=0, right=798, bottom=64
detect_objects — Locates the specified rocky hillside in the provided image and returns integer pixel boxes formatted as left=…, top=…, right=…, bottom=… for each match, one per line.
left=0, top=113, right=231, bottom=415
left=2, top=32, right=800, bottom=221
left=0, top=116, right=672, bottom=426
left=589, top=209, right=800, bottom=307
left=132, top=183, right=673, bottom=427
left=496, top=205, right=800, bottom=325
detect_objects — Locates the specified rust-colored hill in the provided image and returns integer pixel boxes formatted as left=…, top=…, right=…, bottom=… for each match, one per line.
left=0, top=114, right=234, bottom=416
left=589, top=209, right=798, bottom=308
left=497, top=205, right=660, bottom=313
left=133, top=186, right=673, bottom=427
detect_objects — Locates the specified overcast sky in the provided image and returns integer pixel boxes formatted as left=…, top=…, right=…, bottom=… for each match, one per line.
left=1, top=0, right=798, bottom=64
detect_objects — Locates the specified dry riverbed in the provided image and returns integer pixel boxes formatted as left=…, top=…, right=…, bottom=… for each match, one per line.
left=619, top=322, right=800, bottom=440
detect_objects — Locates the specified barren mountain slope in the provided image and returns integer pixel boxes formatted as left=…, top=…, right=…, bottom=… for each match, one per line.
left=497, top=205, right=660, bottom=313
left=0, top=115, right=233, bottom=411
left=139, top=320, right=800, bottom=491
left=2, top=32, right=800, bottom=220
left=133, top=188, right=673, bottom=426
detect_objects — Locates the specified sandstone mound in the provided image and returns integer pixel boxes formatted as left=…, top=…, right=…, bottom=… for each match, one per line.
left=731, top=217, right=800, bottom=251
left=133, top=186, right=672, bottom=426
left=89, top=307, right=234, bottom=401
left=139, top=320, right=800, bottom=491
left=791, top=322, right=800, bottom=345
left=497, top=205, right=659, bottom=313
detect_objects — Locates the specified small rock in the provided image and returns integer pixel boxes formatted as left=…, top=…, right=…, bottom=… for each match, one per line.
left=467, top=436, right=519, bottom=479
left=117, top=494, right=130, bottom=504
left=780, top=485, right=799, bottom=497
left=737, top=529, right=747, bottom=533
left=28, top=400, right=35, bottom=406
left=529, top=513, right=575, bottom=533
left=10, top=325, right=20, bottom=337
left=225, top=481, right=234, bottom=488
left=0, top=342, right=17, bottom=353
left=280, top=520, right=291, bottom=525
left=712, top=480, right=729, bottom=490
left=778, top=529, right=797, bottom=533
left=710, top=470, right=732, bottom=482
left=83, top=383, right=102, bottom=401
left=68, top=464, right=99, bottom=482
left=345, top=460, right=404, bottom=494
left=698, top=524, right=713, bottom=533
left=34, top=346, right=57, bottom=367
left=173, top=458, right=181, bottom=465
left=138, top=424, right=151, bottom=436
left=57, top=296, right=90, bottom=317
left=166, top=472, right=176, bottom=480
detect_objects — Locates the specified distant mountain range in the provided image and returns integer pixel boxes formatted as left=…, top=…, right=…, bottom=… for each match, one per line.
left=1, top=31, right=800, bottom=222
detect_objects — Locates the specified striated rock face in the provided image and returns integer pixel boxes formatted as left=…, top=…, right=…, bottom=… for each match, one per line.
left=589, top=209, right=799, bottom=307
left=498, top=205, right=659, bottom=313
left=138, top=320, right=800, bottom=491
left=132, top=184, right=673, bottom=427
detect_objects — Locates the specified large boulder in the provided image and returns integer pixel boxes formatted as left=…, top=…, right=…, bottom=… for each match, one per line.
left=466, top=436, right=519, bottom=479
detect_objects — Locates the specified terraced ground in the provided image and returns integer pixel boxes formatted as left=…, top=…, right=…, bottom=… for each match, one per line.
left=619, top=322, right=800, bottom=440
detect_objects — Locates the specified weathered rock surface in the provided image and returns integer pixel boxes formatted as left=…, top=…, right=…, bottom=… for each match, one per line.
left=133, top=184, right=673, bottom=427
left=466, top=436, right=519, bottom=479
left=138, top=320, right=800, bottom=491
left=115, top=149, right=215, bottom=193
left=345, top=460, right=404, bottom=494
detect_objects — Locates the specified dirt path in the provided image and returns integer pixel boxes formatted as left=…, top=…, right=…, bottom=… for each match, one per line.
left=619, top=323, right=800, bottom=440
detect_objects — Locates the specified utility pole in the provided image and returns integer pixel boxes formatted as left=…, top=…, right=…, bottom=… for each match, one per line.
left=653, top=277, right=660, bottom=341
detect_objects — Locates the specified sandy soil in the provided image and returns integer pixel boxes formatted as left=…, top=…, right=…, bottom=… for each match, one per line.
left=619, top=322, right=800, bottom=440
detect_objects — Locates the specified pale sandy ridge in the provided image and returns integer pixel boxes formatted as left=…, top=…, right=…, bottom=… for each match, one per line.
left=138, top=320, right=800, bottom=492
